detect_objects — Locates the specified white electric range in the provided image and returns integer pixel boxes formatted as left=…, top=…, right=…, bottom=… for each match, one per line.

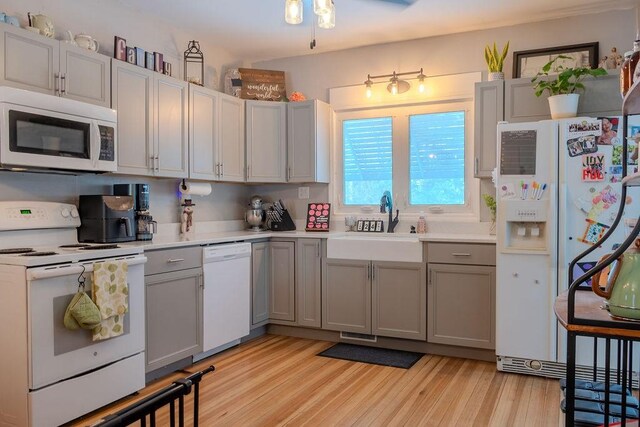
left=0, top=201, right=147, bottom=427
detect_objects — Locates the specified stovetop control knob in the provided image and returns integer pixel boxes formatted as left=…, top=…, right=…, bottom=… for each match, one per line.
left=61, top=208, right=70, bottom=218
left=70, top=208, right=79, bottom=218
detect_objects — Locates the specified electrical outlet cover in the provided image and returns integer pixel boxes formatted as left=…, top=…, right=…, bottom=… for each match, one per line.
left=298, top=186, right=310, bottom=199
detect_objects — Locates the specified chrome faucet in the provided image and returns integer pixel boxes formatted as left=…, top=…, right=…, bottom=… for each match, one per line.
left=380, top=191, right=399, bottom=233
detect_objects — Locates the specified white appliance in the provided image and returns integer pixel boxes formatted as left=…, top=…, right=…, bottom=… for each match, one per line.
left=0, top=86, right=117, bottom=173
left=197, top=242, right=251, bottom=360
left=496, top=117, right=640, bottom=380
left=0, top=201, right=146, bottom=427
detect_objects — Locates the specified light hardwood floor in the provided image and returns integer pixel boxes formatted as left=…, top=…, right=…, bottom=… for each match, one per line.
left=71, top=335, right=563, bottom=426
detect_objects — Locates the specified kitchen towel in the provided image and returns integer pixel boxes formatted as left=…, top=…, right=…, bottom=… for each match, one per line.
left=92, top=260, right=128, bottom=341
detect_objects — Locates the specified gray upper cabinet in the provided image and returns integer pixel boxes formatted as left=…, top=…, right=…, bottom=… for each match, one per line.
left=251, top=242, right=270, bottom=328
left=372, top=261, right=426, bottom=341
left=296, top=238, right=322, bottom=328
left=287, top=100, right=331, bottom=183
left=189, top=85, right=245, bottom=181
left=505, top=72, right=621, bottom=123
left=246, top=100, right=287, bottom=182
left=474, top=81, right=504, bottom=178
left=0, top=25, right=110, bottom=107
left=269, top=240, right=296, bottom=323
left=322, top=258, right=371, bottom=334
left=112, top=60, right=187, bottom=178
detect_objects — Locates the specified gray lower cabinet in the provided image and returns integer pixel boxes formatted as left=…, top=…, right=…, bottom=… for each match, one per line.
left=322, top=259, right=371, bottom=334
left=144, top=246, right=203, bottom=373
left=373, top=261, right=427, bottom=340
left=269, top=240, right=296, bottom=323
left=323, top=258, right=425, bottom=340
left=251, top=241, right=270, bottom=328
left=296, top=239, right=322, bottom=328
left=427, top=263, right=495, bottom=349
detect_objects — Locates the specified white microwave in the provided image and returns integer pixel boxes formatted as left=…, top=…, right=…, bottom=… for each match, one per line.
left=0, top=86, right=117, bottom=173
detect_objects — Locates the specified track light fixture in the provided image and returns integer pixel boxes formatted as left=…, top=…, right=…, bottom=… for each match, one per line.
left=285, top=0, right=335, bottom=29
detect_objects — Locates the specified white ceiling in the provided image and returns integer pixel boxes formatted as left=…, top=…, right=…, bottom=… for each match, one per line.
left=119, top=0, right=636, bottom=62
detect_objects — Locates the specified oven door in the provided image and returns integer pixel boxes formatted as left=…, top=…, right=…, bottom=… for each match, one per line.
left=27, top=255, right=146, bottom=390
left=0, top=103, right=115, bottom=172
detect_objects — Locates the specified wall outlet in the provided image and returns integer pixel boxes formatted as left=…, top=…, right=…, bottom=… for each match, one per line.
left=298, top=186, right=310, bottom=199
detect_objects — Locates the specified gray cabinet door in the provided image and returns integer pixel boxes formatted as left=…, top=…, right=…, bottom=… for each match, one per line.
left=287, top=100, right=331, bottom=183
left=296, top=238, right=322, bottom=328
left=251, top=242, right=270, bottom=327
left=145, top=268, right=202, bottom=372
left=189, top=84, right=219, bottom=180
left=322, top=258, right=371, bottom=333
left=112, top=60, right=154, bottom=176
left=59, top=44, right=110, bottom=107
left=269, top=240, right=295, bottom=323
left=427, top=263, right=495, bottom=349
left=246, top=100, right=287, bottom=182
left=155, top=74, right=188, bottom=178
left=0, top=25, right=58, bottom=95
left=474, top=81, right=504, bottom=178
left=219, top=93, right=245, bottom=182
left=505, top=73, right=621, bottom=123
left=372, top=261, right=426, bottom=340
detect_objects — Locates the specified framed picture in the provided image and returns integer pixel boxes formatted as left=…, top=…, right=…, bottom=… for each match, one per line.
left=512, top=42, right=599, bottom=78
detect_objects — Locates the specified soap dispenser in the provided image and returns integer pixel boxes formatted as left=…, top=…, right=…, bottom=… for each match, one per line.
left=417, top=212, right=427, bottom=234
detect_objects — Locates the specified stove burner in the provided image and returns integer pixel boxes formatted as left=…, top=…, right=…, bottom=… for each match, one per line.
left=79, top=244, right=120, bottom=250
left=22, top=251, right=58, bottom=257
left=0, top=248, right=35, bottom=254
left=59, top=244, right=91, bottom=248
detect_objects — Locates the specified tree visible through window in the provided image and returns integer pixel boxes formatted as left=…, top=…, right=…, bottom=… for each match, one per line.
left=343, top=117, right=392, bottom=205
left=409, top=111, right=465, bottom=205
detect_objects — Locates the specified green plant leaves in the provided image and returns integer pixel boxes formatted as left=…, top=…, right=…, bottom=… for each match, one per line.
left=530, top=55, right=607, bottom=97
left=484, top=41, right=509, bottom=73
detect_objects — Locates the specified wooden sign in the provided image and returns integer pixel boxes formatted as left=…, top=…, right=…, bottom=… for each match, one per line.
left=306, top=203, right=331, bottom=232
left=238, top=68, right=286, bottom=101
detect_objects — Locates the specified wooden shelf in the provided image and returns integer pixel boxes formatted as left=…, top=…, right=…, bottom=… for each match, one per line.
left=555, top=290, right=640, bottom=339
left=623, top=79, right=640, bottom=115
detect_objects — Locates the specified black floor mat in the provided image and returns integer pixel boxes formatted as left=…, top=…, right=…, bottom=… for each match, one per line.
left=317, top=343, right=423, bottom=369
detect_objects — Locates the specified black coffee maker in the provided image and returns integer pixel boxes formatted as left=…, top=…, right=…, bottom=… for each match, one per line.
left=114, top=184, right=157, bottom=241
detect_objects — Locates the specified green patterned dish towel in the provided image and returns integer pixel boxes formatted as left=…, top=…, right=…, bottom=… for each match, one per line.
left=92, top=260, right=129, bottom=341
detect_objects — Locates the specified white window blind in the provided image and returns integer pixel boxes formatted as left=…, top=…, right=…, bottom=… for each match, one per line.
left=409, top=111, right=465, bottom=205
left=343, top=117, right=392, bottom=205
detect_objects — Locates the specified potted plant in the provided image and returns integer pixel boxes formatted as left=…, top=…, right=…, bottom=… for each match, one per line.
left=531, top=55, right=607, bottom=119
left=484, top=41, right=509, bottom=81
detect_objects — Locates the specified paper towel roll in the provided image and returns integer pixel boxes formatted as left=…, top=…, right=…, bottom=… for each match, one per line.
left=180, top=181, right=212, bottom=196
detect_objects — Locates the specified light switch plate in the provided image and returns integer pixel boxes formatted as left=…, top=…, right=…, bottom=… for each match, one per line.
left=298, top=186, right=310, bottom=199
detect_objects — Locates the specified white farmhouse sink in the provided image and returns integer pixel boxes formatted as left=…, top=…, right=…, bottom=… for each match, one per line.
left=326, top=234, right=423, bottom=262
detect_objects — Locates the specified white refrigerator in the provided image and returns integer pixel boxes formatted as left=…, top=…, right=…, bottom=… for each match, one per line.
left=496, top=116, right=640, bottom=379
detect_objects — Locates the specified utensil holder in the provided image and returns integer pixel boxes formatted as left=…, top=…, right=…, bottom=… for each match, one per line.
left=269, top=209, right=296, bottom=231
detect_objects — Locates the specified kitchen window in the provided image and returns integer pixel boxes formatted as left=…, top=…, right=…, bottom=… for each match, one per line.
left=336, top=101, right=475, bottom=216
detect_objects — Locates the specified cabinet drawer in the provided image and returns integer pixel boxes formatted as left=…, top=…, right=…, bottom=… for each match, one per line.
left=427, top=243, right=495, bottom=266
left=145, top=246, right=202, bottom=275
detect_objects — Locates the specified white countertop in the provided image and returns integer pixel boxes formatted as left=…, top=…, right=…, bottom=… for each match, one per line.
left=120, top=230, right=496, bottom=251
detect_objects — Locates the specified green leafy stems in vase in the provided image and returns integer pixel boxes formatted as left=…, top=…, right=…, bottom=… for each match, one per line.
left=530, top=55, right=607, bottom=97
left=484, top=41, right=509, bottom=80
left=482, top=194, right=497, bottom=234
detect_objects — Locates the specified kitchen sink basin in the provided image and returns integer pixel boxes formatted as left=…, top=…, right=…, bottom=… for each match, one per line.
left=326, top=234, right=423, bottom=262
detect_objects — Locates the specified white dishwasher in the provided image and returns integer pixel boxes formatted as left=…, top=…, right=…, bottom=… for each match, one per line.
left=200, top=242, right=251, bottom=356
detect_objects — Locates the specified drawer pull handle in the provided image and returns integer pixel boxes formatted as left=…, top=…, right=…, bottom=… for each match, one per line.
left=167, top=258, right=185, bottom=263
left=451, top=253, right=472, bottom=257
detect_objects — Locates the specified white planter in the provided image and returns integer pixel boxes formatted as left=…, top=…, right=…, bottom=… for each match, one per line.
left=488, top=72, right=504, bottom=81
left=548, top=93, right=580, bottom=119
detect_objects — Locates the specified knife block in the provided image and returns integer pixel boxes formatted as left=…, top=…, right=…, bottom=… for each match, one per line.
left=269, top=209, right=296, bottom=231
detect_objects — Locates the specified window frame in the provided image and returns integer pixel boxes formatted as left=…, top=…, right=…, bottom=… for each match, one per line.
left=333, top=101, right=478, bottom=218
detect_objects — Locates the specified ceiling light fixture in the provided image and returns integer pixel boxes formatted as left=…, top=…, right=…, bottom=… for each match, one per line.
left=285, top=0, right=303, bottom=25
left=318, top=2, right=335, bottom=29
left=364, top=68, right=426, bottom=96
left=314, top=0, right=332, bottom=16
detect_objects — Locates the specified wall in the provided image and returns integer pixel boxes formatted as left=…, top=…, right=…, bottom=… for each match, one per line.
left=254, top=9, right=634, bottom=222
left=254, top=9, right=634, bottom=102
left=0, top=8, right=633, bottom=228
left=0, top=0, right=241, bottom=89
